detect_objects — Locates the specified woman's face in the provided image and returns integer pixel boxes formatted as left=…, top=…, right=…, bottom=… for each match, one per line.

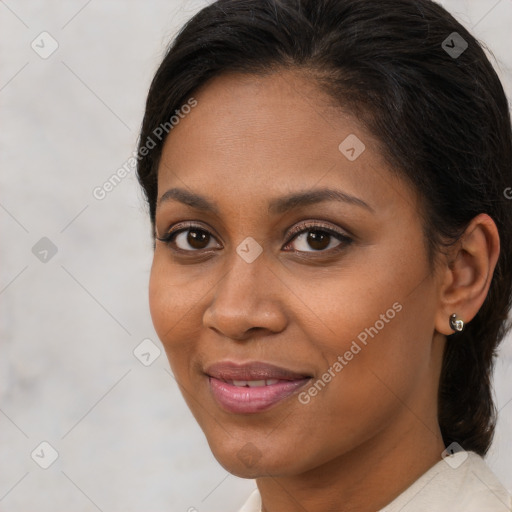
left=149, top=69, right=446, bottom=477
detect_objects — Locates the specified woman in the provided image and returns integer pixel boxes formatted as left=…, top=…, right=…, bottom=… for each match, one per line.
left=136, top=0, right=512, bottom=510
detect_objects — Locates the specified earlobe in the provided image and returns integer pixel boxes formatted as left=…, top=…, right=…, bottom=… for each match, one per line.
left=434, top=213, right=500, bottom=336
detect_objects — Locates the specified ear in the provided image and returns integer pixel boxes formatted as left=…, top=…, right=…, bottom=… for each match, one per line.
left=434, top=213, right=500, bottom=336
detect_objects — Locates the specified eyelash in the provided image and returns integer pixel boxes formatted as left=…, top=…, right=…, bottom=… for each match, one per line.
left=156, top=221, right=353, bottom=257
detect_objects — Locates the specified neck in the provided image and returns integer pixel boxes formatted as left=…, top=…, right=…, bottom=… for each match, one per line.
left=256, top=415, right=446, bottom=512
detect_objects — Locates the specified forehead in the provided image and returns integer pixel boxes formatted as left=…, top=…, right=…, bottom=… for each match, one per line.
left=156, top=69, right=410, bottom=214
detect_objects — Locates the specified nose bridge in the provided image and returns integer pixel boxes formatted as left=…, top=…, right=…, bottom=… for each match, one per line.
left=216, top=243, right=268, bottom=312
left=203, top=242, right=286, bottom=338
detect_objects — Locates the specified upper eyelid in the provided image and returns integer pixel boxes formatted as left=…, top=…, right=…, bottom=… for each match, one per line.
left=287, top=221, right=350, bottom=239
left=157, top=221, right=219, bottom=242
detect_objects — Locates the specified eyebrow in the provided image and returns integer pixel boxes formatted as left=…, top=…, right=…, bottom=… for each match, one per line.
left=157, top=187, right=374, bottom=215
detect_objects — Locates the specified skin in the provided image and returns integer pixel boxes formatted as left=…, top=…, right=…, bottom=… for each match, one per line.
left=148, top=69, right=500, bottom=512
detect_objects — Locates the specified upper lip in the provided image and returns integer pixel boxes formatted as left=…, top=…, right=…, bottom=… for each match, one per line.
left=205, top=361, right=311, bottom=381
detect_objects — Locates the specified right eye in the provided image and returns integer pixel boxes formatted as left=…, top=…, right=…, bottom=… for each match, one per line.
left=156, top=223, right=221, bottom=253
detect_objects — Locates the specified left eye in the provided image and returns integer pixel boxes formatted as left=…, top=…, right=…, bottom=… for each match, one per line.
left=284, top=225, right=351, bottom=253
left=156, top=222, right=352, bottom=254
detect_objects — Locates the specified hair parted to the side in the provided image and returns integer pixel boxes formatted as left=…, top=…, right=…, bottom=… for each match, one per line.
left=136, top=0, right=512, bottom=455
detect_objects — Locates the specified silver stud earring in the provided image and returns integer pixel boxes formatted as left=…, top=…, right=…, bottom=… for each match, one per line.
left=449, top=313, right=464, bottom=332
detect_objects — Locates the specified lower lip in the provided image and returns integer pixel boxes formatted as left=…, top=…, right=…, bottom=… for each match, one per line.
left=208, top=376, right=310, bottom=414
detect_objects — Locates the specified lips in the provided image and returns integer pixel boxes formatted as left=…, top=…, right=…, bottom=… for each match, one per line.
left=205, top=361, right=312, bottom=413
left=205, top=361, right=310, bottom=381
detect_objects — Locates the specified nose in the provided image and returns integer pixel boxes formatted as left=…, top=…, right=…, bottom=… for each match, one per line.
left=202, top=248, right=288, bottom=341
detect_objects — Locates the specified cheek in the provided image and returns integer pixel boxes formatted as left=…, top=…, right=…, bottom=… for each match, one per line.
left=300, top=238, right=436, bottom=402
left=148, top=255, right=196, bottom=365
left=149, top=252, right=200, bottom=331
left=148, top=258, right=171, bottom=340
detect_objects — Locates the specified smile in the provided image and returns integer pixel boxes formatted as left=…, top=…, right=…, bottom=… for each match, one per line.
left=205, top=361, right=312, bottom=414
left=229, top=379, right=279, bottom=387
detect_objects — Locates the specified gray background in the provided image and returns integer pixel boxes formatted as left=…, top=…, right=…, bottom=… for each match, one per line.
left=1, top=1, right=511, bottom=511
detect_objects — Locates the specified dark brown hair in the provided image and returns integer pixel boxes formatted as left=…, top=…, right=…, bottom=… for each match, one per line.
left=136, top=0, right=512, bottom=455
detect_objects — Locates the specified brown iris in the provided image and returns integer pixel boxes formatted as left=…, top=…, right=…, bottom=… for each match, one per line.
left=187, top=229, right=210, bottom=249
left=305, top=230, right=331, bottom=251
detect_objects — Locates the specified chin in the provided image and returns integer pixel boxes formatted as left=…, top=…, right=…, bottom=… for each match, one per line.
left=207, top=437, right=297, bottom=478
left=217, top=459, right=266, bottom=479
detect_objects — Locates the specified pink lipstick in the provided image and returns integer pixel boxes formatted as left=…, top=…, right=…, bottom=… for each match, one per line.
left=205, top=361, right=311, bottom=413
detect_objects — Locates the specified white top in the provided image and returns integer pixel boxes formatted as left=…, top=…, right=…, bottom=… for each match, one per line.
left=237, top=451, right=512, bottom=512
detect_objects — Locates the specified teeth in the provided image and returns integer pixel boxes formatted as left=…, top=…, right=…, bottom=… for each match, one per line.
left=247, top=380, right=266, bottom=387
left=231, top=379, right=279, bottom=387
